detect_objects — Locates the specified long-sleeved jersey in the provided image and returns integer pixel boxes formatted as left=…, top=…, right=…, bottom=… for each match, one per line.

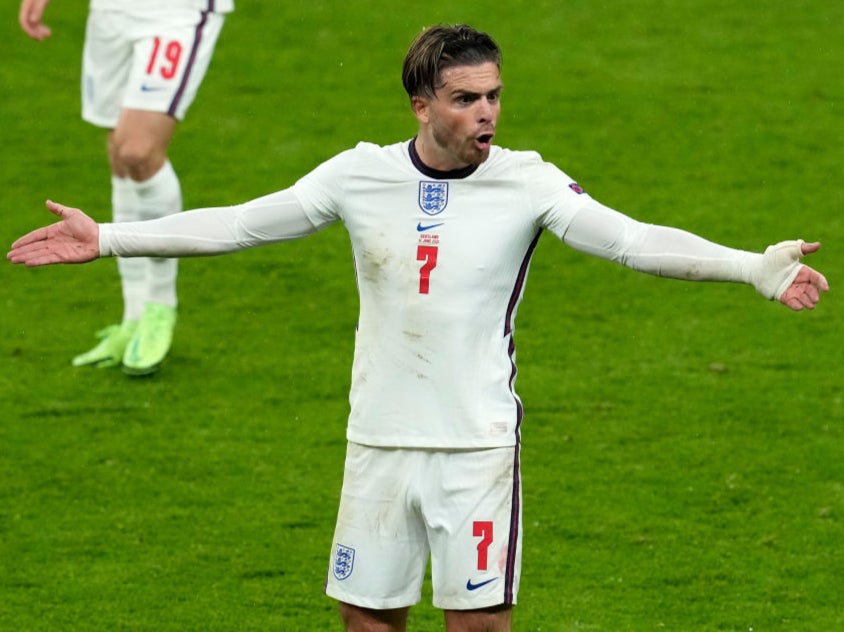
left=100, top=140, right=791, bottom=448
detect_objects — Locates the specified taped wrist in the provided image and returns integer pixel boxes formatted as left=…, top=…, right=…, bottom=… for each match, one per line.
left=747, top=239, right=805, bottom=300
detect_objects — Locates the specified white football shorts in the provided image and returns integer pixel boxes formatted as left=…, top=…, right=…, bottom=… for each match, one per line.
left=82, top=8, right=226, bottom=127
left=325, top=442, right=522, bottom=611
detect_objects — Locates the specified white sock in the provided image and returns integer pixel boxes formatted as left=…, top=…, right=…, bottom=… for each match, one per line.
left=134, top=161, right=183, bottom=309
left=112, top=175, right=146, bottom=322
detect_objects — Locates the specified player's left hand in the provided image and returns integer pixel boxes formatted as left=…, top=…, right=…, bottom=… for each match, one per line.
left=778, top=241, right=829, bottom=311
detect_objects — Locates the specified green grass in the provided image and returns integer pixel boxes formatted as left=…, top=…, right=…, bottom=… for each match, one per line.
left=2, top=1, right=842, bottom=630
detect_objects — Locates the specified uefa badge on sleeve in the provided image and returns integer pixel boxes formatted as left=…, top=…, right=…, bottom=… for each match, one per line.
left=333, top=543, right=355, bottom=580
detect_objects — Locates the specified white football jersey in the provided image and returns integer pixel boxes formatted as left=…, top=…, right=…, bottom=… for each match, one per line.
left=100, top=139, right=762, bottom=448
left=89, top=0, right=234, bottom=14
left=292, top=141, right=593, bottom=448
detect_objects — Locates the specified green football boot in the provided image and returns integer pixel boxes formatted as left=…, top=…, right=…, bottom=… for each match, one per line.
left=122, top=303, right=177, bottom=376
left=71, top=321, right=138, bottom=368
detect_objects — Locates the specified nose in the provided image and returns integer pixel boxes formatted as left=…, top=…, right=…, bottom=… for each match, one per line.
left=477, top=98, right=497, bottom=122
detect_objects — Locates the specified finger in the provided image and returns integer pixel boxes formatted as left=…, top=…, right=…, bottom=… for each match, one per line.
left=20, top=20, right=49, bottom=40
left=46, top=199, right=69, bottom=218
left=10, top=201, right=72, bottom=248
left=795, top=266, right=830, bottom=292
left=19, top=253, right=61, bottom=267
left=798, top=289, right=818, bottom=309
left=780, top=283, right=815, bottom=311
left=10, top=225, right=51, bottom=249
left=811, top=270, right=830, bottom=292
left=8, top=244, right=50, bottom=266
left=783, top=291, right=813, bottom=311
left=800, top=241, right=821, bottom=256
left=785, top=299, right=800, bottom=311
left=25, top=253, right=63, bottom=267
left=10, top=235, right=69, bottom=266
left=27, top=24, right=51, bottom=40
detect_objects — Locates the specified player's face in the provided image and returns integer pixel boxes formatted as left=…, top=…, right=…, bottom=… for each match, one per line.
left=412, top=62, right=501, bottom=171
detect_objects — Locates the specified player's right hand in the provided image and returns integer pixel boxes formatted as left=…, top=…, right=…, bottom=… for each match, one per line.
left=7, top=200, right=100, bottom=266
left=19, top=0, right=53, bottom=40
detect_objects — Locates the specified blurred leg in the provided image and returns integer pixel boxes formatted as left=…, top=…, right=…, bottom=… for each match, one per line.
left=338, top=602, right=409, bottom=632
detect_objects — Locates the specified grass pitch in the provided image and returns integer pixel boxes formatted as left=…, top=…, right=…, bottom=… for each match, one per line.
left=2, top=1, right=842, bottom=630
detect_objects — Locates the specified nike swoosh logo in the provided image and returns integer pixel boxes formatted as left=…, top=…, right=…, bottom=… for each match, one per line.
left=466, top=577, right=498, bottom=591
left=417, top=222, right=444, bottom=232
left=140, top=85, right=167, bottom=92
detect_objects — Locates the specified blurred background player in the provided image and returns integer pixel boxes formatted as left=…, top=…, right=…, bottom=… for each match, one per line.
left=18, top=0, right=234, bottom=375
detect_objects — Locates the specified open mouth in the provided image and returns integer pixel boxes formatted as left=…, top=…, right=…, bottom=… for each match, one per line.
left=475, top=133, right=494, bottom=149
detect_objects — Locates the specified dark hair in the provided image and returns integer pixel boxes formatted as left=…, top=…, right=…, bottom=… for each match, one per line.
left=402, top=24, right=502, bottom=99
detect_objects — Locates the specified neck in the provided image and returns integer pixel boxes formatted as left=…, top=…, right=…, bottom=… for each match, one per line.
left=409, top=138, right=478, bottom=180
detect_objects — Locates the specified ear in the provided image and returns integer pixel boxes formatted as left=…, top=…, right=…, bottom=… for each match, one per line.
left=411, top=95, right=430, bottom=124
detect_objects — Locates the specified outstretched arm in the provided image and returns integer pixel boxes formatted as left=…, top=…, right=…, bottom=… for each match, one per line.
left=8, top=190, right=323, bottom=266
left=561, top=200, right=829, bottom=311
left=19, top=0, right=52, bottom=40
left=8, top=201, right=99, bottom=265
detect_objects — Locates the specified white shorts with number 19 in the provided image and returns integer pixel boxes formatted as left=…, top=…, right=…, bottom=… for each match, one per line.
left=325, top=442, right=522, bottom=610
left=82, top=8, right=226, bottom=127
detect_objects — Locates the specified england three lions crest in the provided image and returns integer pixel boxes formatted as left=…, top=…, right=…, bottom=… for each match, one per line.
left=419, top=181, right=449, bottom=215
left=333, top=543, right=355, bottom=580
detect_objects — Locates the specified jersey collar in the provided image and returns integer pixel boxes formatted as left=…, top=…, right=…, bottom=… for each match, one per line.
left=408, top=138, right=479, bottom=180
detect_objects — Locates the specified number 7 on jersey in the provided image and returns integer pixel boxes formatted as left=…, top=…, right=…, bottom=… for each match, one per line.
left=417, top=245, right=438, bottom=294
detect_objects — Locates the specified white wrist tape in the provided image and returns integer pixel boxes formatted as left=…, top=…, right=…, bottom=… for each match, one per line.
left=750, top=239, right=805, bottom=300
